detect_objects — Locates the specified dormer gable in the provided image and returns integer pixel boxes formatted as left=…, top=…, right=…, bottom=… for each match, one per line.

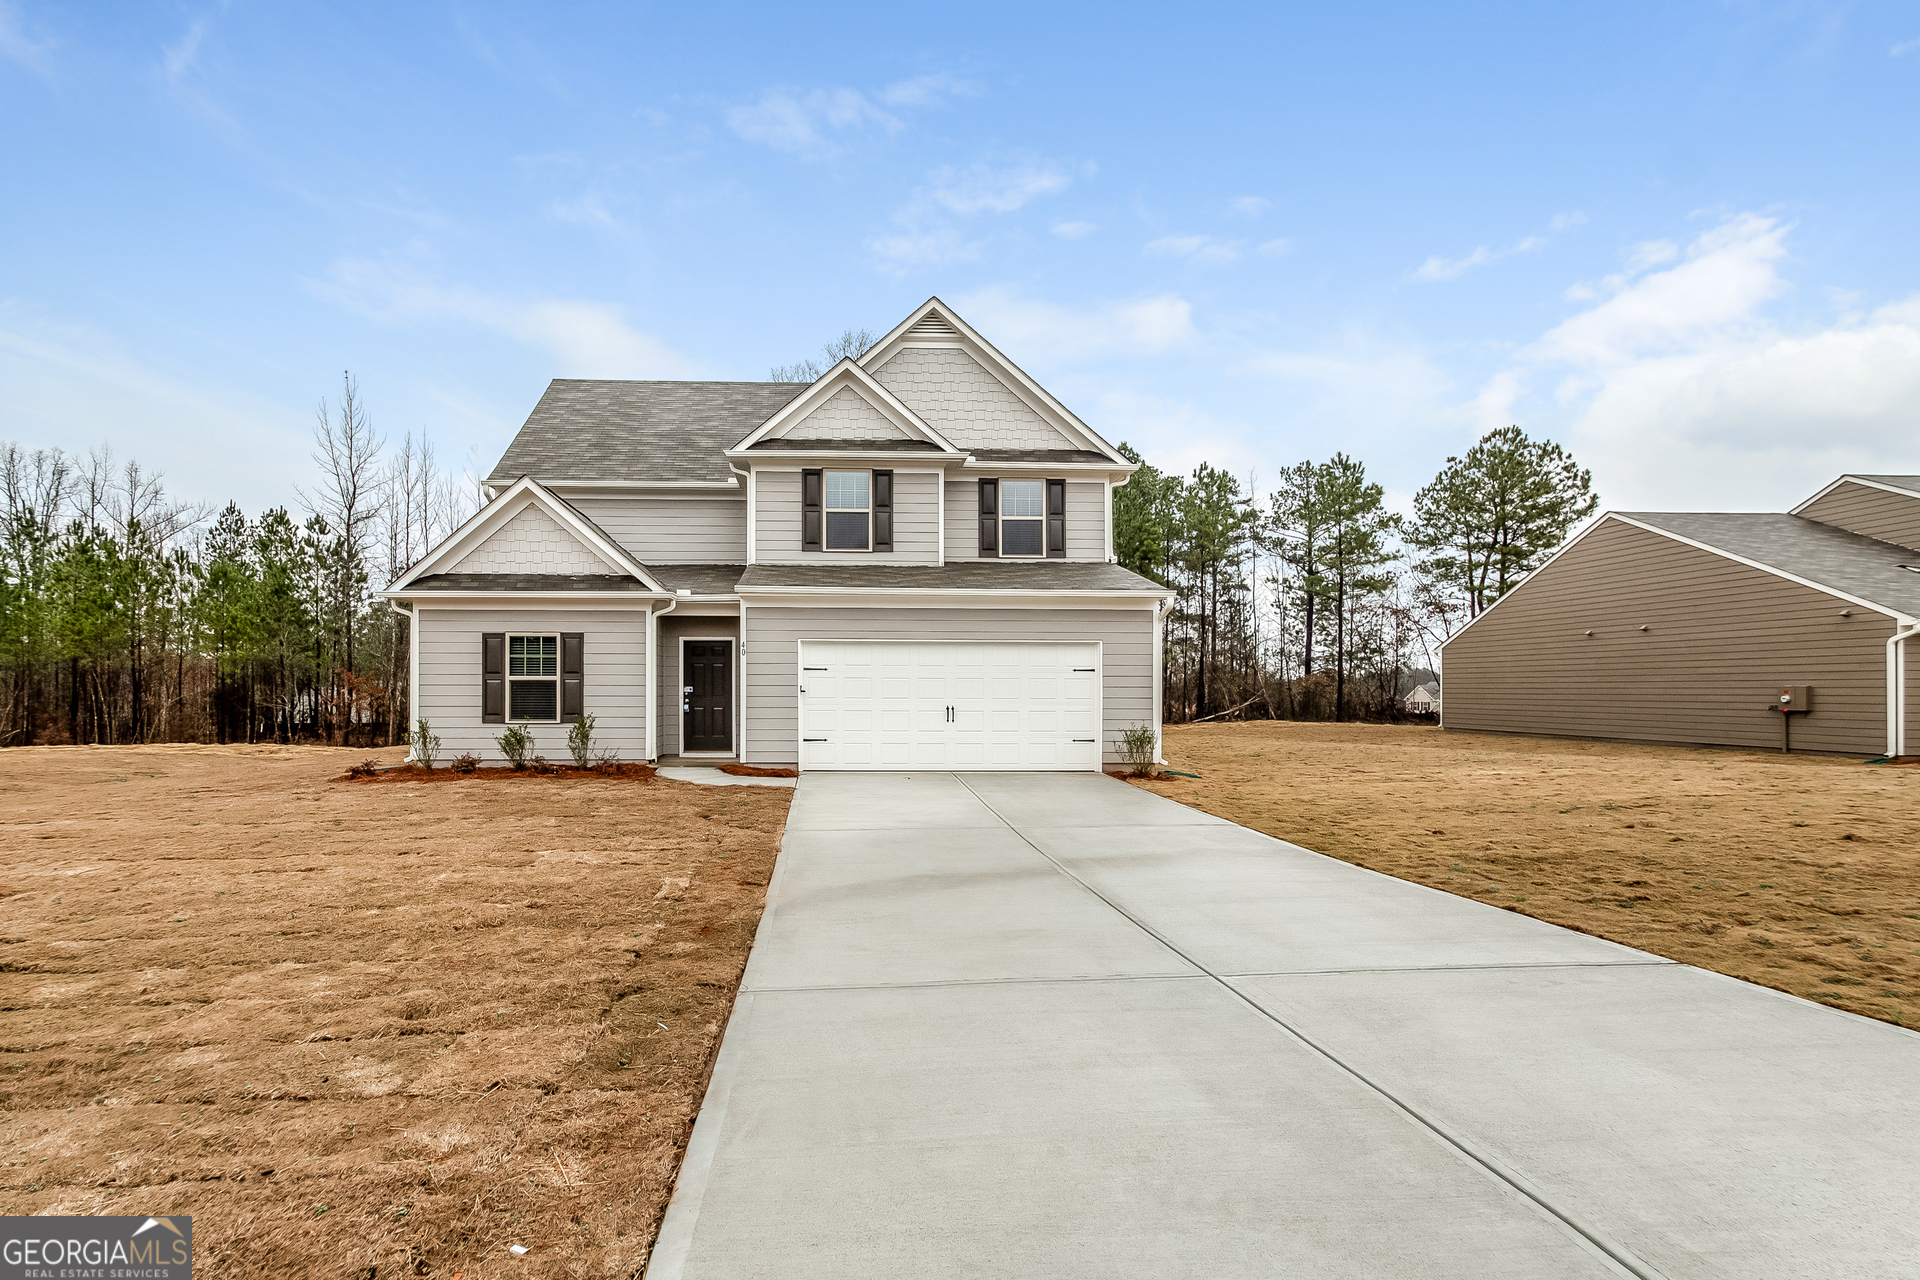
left=728, top=359, right=962, bottom=455
left=860, top=298, right=1130, bottom=464
left=1791, top=474, right=1920, bottom=552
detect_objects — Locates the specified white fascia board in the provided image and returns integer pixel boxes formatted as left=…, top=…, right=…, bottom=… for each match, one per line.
left=1439, top=512, right=1910, bottom=652
left=1789, top=474, right=1920, bottom=515
left=377, top=592, right=659, bottom=608
left=546, top=480, right=741, bottom=494
left=955, top=459, right=1140, bottom=478
left=730, top=360, right=959, bottom=452
left=861, top=297, right=1129, bottom=465
left=388, top=476, right=666, bottom=594
left=731, top=449, right=966, bottom=466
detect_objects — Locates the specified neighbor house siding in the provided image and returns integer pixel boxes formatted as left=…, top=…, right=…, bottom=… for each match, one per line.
left=656, top=615, right=740, bottom=757
left=1797, top=481, right=1920, bottom=552
left=416, top=605, right=649, bottom=762
left=943, top=479, right=1106, bottom=560
left=1442, top=517, right=1895, bottom=754
left=740, top=605, right=1157, bottom=765
left=754, top=468, right=941, bottom=564
left=566, top=496, right=746, bottom=564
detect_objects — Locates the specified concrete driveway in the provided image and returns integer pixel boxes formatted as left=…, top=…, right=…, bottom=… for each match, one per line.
left=646, top=772, right=1920, bottom=1279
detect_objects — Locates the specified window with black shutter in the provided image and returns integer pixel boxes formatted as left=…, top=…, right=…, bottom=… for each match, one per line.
left=1047, top=477, right=1066, bottom=558
left=872, top=469, right=893, bottom=551
left=801, top=468, right=823, bottom=551
left=561, top=632, right=584, bottom=721
left=482, top=633, right=505, bottom=723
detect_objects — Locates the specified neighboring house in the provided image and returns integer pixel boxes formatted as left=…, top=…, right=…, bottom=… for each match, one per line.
left=1440, top=474, right=1920, bottom=757
left=1404, top=682, right=1440, bottom=715
left=383, top=298, right=1174, bottom=771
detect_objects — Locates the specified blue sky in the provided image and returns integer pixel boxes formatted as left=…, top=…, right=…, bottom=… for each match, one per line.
left=4, top=1, right=1920, bottom=521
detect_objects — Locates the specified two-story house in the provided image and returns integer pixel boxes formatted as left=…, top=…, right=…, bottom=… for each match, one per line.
left=383, top=298, right=1174, bottom=771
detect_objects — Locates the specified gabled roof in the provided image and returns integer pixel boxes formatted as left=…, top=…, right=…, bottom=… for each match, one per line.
left=1612, top=511, right=1920, bottom=620
left=727, top=359, right=962, bottom=455
left=486, top=380, right=803, bottom=486
left=1790, top=473, right=1920, bottom=513
left=388, top=476, right=665, bottom=595
left=736, top=561, right=1169, bottom=594
left=858, top=297, right=1132, bottom=466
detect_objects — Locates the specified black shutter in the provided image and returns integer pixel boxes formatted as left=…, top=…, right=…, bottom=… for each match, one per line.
left=482, top=633, right=505, bottom=723
left=561, top=632, right=584, bottom=721
left=1047, top=477, right=1066, bottom=559
left=978, top=479, right=998, bottom=557
left=801, top=468, right=823, bottom=551
left=872, top=469, right=893, bottom=552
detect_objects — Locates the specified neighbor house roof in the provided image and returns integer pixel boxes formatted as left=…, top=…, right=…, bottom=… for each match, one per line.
left=487, top=380, right=806, bottom=486
left=1617, top=511, right=1920, bottom=619
left=735, top=562, right=1169, bottom=593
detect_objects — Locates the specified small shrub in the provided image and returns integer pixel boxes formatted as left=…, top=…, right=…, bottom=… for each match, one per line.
left=346, top=758, right=380, bottom=779
left=413, top=718, right=441, bottom=770
left=530, top=755, right=556, bottom=775
left=1116, top=722, right=1160, bottom=777
left=497, top=721, right=533, bottom=770
left=450, top=753, right=480, bottom=775
left=568, top=713, right=596, bottom=769
left=593, top=747, right=622, bottom=775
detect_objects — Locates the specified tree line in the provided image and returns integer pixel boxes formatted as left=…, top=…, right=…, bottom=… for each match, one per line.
left=1117, top=424, right=1597, bottom=725
left=0, top=374, right=477, bottom=747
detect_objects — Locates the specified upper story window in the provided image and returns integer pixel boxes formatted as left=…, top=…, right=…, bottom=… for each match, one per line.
left=999, top=479, right=1045, bottom=557
left=507, top=634, right=560, bottom=721
left=824, top=470, right=871, bottom=550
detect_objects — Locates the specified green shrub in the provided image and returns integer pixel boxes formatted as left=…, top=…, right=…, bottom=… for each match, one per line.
left=568, top=713, right=596, bottom=769
left=497, top=721, right=533, bottom=770
left=413, top=718, right=441, bottom=770
left=1116, top=722, right=1160, bottom=777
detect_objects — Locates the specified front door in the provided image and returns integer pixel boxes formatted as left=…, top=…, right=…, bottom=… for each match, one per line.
left=683, top=640, right=734, bottom=753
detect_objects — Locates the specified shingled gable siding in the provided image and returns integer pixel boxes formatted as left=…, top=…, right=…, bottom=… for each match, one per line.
left=766, top=386, right=909, bottom=441
left=1443, top=517, right=1896, bottom=754
left=943, top=479, right=1106, bottom=560
left=655, top=614, right=740, bottom=757
left=453, top=505, right=614, bottom=574
left=739, top=606, right=1157, bottom=766
left=1797, top=481, right=1920, bottom=552
left=870, top=347, right=1077, bottom=451
left=565, top=495, right=746, bottom=564
left=754, top=468, right=939, bottom=563
left=416, top=607, right=649, bottom=762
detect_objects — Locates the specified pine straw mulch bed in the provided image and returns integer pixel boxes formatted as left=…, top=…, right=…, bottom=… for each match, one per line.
left=0, top=743, right=794, bottom=1278
left=1129, top=721, right=1920, bottom=1029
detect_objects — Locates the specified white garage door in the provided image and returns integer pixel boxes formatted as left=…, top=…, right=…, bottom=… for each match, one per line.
left=798, top=640, right=1103, bottom=771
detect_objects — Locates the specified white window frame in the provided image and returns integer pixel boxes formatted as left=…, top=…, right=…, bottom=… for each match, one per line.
left=998, top=478, right=1046, bottom=559
left=823, top=470, right=872, bottom=552
left=506, top=632, right=562, bottom=723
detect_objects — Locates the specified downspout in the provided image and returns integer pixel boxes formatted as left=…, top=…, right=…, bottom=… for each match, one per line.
left=1154, top=593, right=1175, bottom=763
left=1890, top=620, right=1917, bottom=759
left=648, top=596, right=678, bottom=762
left=728, top=459, right=752, bottom=758
left=388, top=600, right=416, bottom=760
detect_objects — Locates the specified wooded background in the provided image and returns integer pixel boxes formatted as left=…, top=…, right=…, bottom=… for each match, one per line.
left=0, top=370, right=1593, bottom=747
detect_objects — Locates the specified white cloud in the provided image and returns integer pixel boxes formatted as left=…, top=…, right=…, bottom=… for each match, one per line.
left=1229, top=196, right=1271, bottom=218
left=724, top=87, right=899, bottom=160
left=875, top=71, right=981, bottom=108
left=548, top=193, right=619, bottom=229
left=1480, top=213, right=1920, bottom=509
left=1052, top=220, right=1097, bottom=240
left=1146, top=234, right=1244, bottom=265
left=868, top=227, right=980, bottom=270
left=0, top=2, right=54, bottom=69
left=1891, top=37, right=1920, bottom=56
left=1412, top=211, right=1584, bottom=282
left=929, top=160, right=1072, bottom=214
left=162, top=17, right=208, bottom=82
left=310, top=258, right=701, bottom=378
left=953, top=286, right=1199, bottom=364
left=1257, top=238, right=1294, bottom=258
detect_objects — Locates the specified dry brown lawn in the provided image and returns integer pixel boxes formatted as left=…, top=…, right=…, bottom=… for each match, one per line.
left=0, top=744, right=792, bottom=1278
left=1132, top=722, right=1920, bottom=1028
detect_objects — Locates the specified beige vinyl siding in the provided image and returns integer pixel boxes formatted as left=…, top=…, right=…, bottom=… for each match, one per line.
left=754, top=467, right=941, bottom=564
left=944, top=479, right=1107, bottom=560
left=656, top=615, right=740, bottom=757
left=1443, top=517, right=1895, bottom=755
left=566, top=496, right=746, bottom=564
left=1797, top=482, right=1920, bottom=551
left=416, top=605, right=650, bottom=763
left=741, top=606, right=1157, bottom=765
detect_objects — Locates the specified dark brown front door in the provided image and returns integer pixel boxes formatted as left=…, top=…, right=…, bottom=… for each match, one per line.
left=683, top=640, right=733, bottom=753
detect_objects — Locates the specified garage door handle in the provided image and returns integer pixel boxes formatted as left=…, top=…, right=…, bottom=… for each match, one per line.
left=804, top=738, right=827, bottom=742
left=1074, top=668, right=1096, bottom=672
left=1073, top=738, right=1096, bottom=743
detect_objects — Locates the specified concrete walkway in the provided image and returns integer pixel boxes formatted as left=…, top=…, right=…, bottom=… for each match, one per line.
left=646, top=772, right=1920, bottom=1279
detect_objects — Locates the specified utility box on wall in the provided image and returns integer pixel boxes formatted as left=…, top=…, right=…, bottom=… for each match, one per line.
left=1771, top=685, right=1813, bottom=713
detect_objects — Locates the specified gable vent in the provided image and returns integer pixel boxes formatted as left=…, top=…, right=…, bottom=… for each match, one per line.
left=907, top=312, right=958, bottom=338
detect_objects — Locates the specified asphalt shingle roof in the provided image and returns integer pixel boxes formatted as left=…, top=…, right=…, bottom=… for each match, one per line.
left=407, top=573, right=652, bottom=592
left=736, top=561, right=1169, bottom=593
left=1619, top=511, right=1920, bottom=618
left=745, top=439, right=945, bottom=452
left=487, top=381, right=805, bottom=486
left=969, top=448, right=1117, bottom=463
left=642, top=564, right=747, bottom=595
